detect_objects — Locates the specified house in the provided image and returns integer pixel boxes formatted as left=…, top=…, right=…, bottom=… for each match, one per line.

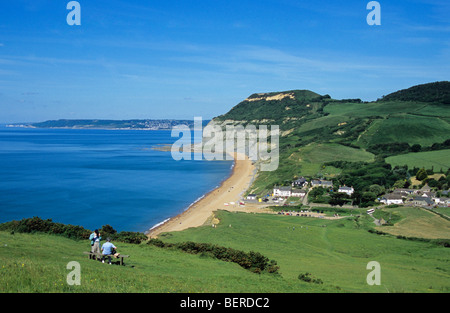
left=412, top=196, right=434, bottom=207
left=394, top=188, right=415, bottom=195
left=436, top=197, right=450, bottom=206
left=292, top=177, right=307, bottom=188
left=291, top=189, right=307, bottom=197
left=246, top=194, right=257, bottom=201
left=273, top=186, right=292, bottom=198
left=380, top=193, right=404, bottom=205
left=422, top=191, right=436, bottom=198
left=311, top=179, right=333, bottom=188
left=338, top=186, right=354, bottom=196
left=413, top=184, right=431, bottom=195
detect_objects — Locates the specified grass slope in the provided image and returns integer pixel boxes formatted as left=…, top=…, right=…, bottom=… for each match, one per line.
left=0, top=231, right=318, bottom=293
left=386, top=149, right=450, bottom=172
left=160, top=210, right=450, bottom=293
left=1, top=209, right=449, bottom=293
left=375, top=207, right=450, bottom=239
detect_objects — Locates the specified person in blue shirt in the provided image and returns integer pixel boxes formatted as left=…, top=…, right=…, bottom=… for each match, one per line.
left=101, top=238, right=117, bottom=264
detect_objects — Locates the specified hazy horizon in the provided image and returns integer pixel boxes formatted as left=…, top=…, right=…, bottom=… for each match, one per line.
left=1, top=1, right=449, bottom=123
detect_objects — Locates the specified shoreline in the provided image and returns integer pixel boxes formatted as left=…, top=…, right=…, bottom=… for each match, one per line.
left=146, top=152, right=257, bottom=238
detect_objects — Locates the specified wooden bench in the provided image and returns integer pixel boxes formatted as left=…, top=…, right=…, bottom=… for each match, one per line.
left=84, top=251, right=130, bottom=266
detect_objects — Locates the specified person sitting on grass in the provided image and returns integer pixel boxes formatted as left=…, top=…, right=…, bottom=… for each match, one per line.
left=101, top=237, right=117, bottom=265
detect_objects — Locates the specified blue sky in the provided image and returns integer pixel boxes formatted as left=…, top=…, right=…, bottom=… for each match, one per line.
left=0, top=0, right=449, bottom=123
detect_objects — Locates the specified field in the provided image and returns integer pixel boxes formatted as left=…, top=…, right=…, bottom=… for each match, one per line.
left=1, top=209, right=449, bottom=293
left=161, top=210, right=449, bottom=292
left=386, top=149, right=450, bottom=172
left=375, top=207, right=450, bottom=239
left=288, top=143, right=374, bottom=176
left=356, top=114, right=450, bottom=148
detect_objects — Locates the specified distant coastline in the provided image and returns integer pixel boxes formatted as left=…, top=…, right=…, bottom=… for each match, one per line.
left=5, top=118, right=211, bottom=131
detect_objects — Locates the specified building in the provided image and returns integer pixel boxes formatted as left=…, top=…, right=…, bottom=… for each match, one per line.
left=394, top=188, right=415, bottom=195
left=291, top=189, right=307, bottom=197
left=311, top=179, right=333, bottom=188
left=338, top=186, right=354, bottom=196
left=292, top=177, right=307, bottom=188
left=273, top=186, right=292, bottom=198
left=422, top=192, right=436, bottom=198
left=246, top=194, right=257, bottom=201
left=411, top=196, right=434, bottom=207
left=380, top=193, right=404, bottom=205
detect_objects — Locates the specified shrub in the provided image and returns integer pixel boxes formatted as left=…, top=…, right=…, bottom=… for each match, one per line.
left=298, top=272, right=323, bottom=284
left=0, top=217, right=146, bottom=243
left=147, top=240, right=279, bottom=274
left=0, top=217, right=92, bottom=240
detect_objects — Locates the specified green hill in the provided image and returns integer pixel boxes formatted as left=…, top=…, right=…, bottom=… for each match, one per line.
left=212, top=81, right=450, bottom=199
left=378, top=81, right=450, bottom=104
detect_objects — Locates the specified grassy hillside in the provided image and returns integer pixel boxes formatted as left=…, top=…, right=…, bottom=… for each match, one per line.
left=1, top=210, right=449, bottom=293
left=374, top=207, right=450, bottom=239
left=213, top=81, right=450, bottom=199
left=386, top=149, right=450, bottom=172
left=0, top=230, right=319, bottom=293
left=160, top=210, right=449, bottom=292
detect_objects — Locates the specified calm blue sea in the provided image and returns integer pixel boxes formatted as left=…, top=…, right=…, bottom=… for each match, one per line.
left=0, top=127, right=233, bottom=232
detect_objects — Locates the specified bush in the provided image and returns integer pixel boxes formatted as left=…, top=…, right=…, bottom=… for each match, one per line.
left=147, top=240, right=279, bottom=274
left=114, top=231, right=148, bottom=244
left=298, top=272, right=323, bottom=284
left=0, top=217, right=146, bottom=244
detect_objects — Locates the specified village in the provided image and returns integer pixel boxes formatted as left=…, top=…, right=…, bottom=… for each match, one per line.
left=244, top=176, right=450, bottom=212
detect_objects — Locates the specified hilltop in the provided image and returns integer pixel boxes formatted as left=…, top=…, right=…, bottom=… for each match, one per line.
left=378, top=81, right=450, bottom=104
left=211, top=81, right=450, bottom=202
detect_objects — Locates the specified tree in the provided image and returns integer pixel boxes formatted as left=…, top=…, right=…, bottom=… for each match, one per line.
left=361, top=191, right=377, bottom=203
left=410, top=144, right=421, bottom=152
left=329, top=192, right=348, bottom=207
left=393, top=180, right=407, bottom=189
left=369, top=184, right=385, bottom=196
left=415, top=168, right=428, bottom=181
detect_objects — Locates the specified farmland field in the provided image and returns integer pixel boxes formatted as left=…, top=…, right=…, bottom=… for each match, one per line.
left=375, top=207, right=450, bottom=239
left=356, top=114, right=450, bottom=148
left=386, top=149, right=450, bottom=171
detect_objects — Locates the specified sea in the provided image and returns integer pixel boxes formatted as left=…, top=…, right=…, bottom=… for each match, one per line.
left=0, top=126, right=233, bottom=233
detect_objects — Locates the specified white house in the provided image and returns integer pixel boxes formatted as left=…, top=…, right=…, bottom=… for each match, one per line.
left=338, top=186, right=354, bottom=196
left=273, top=186, right=292, bottom=198
left=291, top=189, right=306, bottom=197
left=380, top=193, right=404, bottom=205
left=246, top=194, right=257, bottom=201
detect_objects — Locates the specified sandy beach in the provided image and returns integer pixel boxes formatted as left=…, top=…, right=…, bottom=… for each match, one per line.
left=147, top=153, right=262, bottom=238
